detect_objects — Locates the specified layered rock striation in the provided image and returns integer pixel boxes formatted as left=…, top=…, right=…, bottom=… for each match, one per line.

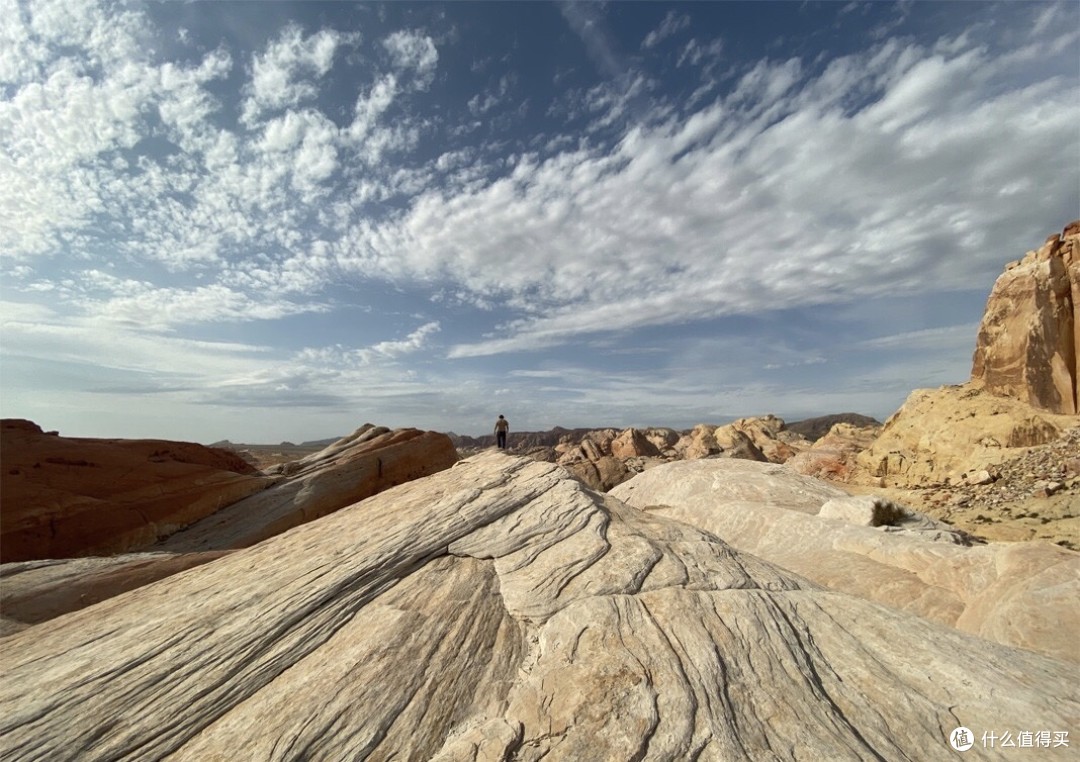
left=1, top=452, right=1077, bottom=760
left=155, top=424, right=458, bottom=553
left=611, top=458, right=1080, bottom=663
left=0, top=421, right=458, bottom=563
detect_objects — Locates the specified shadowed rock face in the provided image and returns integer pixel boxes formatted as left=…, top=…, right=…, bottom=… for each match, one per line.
left=1, top=452, right=1076, bottom=761
left=0, top=552, right=229, bottom=636
left=611, top=459, right=1080, bottom=663
left=972, top=221, right=1079, bottom=414
left=0, top=419, right=270, bottom=562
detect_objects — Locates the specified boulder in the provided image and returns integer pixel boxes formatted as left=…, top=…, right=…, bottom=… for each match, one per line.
left=1, top=452, right=1076, bottom=760
left=711, top=423, right=768, bottom=461
left=642, top=427, right=679, bottom=451
left=562, top=454, right=632, bottom=491
left=155, top=425, right=458, bottom=553
left=609, top=427, right=661, bottom=459
left=818, top=495, right=905, bottom=526
left=0, top=419, right=270, bottom=562
left=611, top=458, right=1080, bottom=663
left=971, top=221, right=1079, bottom=414
left=729, top=414, right=810, bottom=462
left=675, top=417, right=809, bottom=464
left=673, top=424, right=721, bottom=459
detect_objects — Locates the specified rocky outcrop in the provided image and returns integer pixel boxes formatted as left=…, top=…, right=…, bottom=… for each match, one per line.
left=0, top=420, right=270, bottom=562
left=611, top=459, right=1080, bottom=663
left=674, top=416, right=810, bottom=464
left=878, top=425, right=1080, bottom=546
left=787, top=421, right=882, bottom=480
left=155, top=424, right=458, bottom=552
left=972, top=221, right=1080, bottom=414
left=787, top=412, right=882, bottom=442
left=854, top=383, right=1074, bottom=485
left=0, top=551, right=228, bottom=636
left=1, top=452, right=1076, bottom=760
left=608, top=427, right=661, bottom=459
left=550, top=427, right=675, bottom=491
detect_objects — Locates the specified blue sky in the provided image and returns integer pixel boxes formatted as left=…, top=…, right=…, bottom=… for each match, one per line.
left=1, top=0, right=1077, bottom=443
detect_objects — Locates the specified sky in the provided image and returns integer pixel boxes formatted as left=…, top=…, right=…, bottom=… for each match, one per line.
left=1, top=0, right=1078, bottom=444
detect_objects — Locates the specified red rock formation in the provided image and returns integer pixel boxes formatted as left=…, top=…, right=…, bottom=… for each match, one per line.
left=971, top=221, right=1079, bottom=414
left=0, top=420, right=270, bottom=562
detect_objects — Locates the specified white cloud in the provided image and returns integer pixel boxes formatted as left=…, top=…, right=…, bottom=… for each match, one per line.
left=642, top=10, right=690, bottom=50
left=40, top=271, right=330, bottom=329
left=382, top=29, right=438, bottom=89
left=347, top=26, right=1078, bottom=357
left=468, top=72, right=516, bottom=116
left=0, top=299, right=272, bottom=380
left=856, top=324, right=979, bottom=352
left=677, top=38, right=724, bottom=69
left=559, top=2, right=625, bottom=82
left=241, top=24, right=350, bottom=124
left=359, top=321, right=441, bottom=363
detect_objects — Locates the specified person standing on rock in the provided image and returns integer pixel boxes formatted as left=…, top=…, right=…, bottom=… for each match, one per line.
left=494, top=415, right=509, bottom=450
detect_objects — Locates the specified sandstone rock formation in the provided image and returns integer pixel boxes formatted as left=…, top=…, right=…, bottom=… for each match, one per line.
left=0, top=420, right=270, bottom=562
left=854, top=383, right=1075, bottom=485
left=674, top=416, right=810, bottom=464
left=972, top=220, right=1079, bottom=414
left=611, top=459, right=1080, bottom=663
left=786, top=412, right=881, bottom=442
left=155, top=424, right=458, bottom=552
left=609, top=427, right=661, bottom=459
left=885, top=425, right=1080, bottom=545
left=550, top=427, right=675, bottom=491
left=0, top=551, right=228, bottom=636
left=1, top=452, right=1077, bottom=760
left=787, top=421, right=882, bottom=480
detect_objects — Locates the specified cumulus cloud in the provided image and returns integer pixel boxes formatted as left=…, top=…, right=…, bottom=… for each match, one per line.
left=240, top=24, right=350, bottom=124
left=382, top=29, right=438, bottom=89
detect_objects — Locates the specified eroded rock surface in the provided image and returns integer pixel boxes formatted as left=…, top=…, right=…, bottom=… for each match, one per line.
left=0, top=419, right=269, bottom=562
left=1, top=452, right=1076, bottom=761
left=0, top=552, right=228, bottom=635
left=156, top=424, right=458, bottom=552
left=787, top=421, right=882, bottom=480
left=972, top=221, right=1079, bottom=414
left=611, top=458, right=1080, bottom=663
left=854, top=383, right=1075, bottom=486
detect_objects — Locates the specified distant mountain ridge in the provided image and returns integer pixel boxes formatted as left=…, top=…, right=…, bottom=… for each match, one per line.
left=786, top=413, right=882, bottom=442
left=210, top=436, right=342, bottom=449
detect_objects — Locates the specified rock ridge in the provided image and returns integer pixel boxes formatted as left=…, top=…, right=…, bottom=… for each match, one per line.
left=1, top=452, right=1077, bottom=760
